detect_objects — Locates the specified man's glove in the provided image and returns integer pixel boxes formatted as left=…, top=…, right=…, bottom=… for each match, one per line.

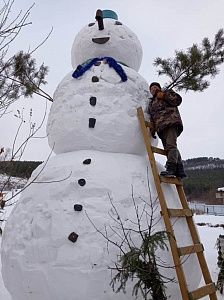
left=150, top=123, right=157, bottom=139
left=155, top=91, right=165, bottom=100
left=151, top=130, right=156, bottom=139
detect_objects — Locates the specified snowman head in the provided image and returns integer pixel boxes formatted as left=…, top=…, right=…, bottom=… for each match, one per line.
left=71, top=9, right=143, bottom=71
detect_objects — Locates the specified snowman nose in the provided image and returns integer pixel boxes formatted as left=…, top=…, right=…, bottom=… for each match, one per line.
left=95, top=9, right=104, bottom=30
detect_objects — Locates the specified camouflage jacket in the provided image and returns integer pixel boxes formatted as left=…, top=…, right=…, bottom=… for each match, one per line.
left=148, top=89, right=183, bottom=136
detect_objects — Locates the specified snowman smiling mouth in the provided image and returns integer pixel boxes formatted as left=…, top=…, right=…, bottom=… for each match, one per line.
left=92, top=37, right=110, bottom=44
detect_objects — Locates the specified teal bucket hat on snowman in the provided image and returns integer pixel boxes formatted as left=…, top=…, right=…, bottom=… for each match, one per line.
left=102, top=10, right=118, bottom=20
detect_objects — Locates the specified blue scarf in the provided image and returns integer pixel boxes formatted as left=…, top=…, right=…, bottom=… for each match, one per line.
left=72, top=57, right=127, bottom=82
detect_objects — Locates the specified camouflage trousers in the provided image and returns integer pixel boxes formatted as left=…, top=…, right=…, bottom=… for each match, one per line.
left=158, top=126, right=182, bottom=165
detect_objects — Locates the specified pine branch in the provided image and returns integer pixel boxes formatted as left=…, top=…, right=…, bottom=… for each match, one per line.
left=154, top=29, right=224, bottom=92
left=0, top=51, right=52, bottom=104
left=0, top=1, right=52, bottom=112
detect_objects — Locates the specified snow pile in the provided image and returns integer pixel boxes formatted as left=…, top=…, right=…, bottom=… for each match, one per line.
left=1, top=212, right=224, bottom=299
left=0, top=191, right=20, bottom=300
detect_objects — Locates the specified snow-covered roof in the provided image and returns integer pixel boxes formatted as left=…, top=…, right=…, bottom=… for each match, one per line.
left=217, top=187, right=224, bottom=192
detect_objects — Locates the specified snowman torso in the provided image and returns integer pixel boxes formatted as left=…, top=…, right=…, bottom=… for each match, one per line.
left=47, top=63, right=150, bottom=154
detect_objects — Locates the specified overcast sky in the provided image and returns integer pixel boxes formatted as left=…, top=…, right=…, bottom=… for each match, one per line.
left=1, top=0, right=224, bottom=161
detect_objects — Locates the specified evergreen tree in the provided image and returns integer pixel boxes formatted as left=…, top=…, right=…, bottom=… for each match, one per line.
left=110, top=231, right=168, bottom=300
left=0, top=51, right=50, bottom=102
left=154, top=29, right=224, bottom=92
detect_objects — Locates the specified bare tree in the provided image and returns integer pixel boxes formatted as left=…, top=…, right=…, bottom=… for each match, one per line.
left=0, top=1, right=55, bottom=233
left=0, top=103, right=47, bottom=207
left=0, top=147, right=11, bottom=161
left=0, top=0, right=53, bottom=117
left=86, top=172, right=175, bottom=300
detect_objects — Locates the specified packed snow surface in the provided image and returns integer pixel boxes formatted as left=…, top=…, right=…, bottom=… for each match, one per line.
left=1, top=204, right=224, bottom=299
left=47, top=64, right=152, bottom=155
left=1, top=151, right=202, bottom=300
left=71, top=18, right=143, bottom=71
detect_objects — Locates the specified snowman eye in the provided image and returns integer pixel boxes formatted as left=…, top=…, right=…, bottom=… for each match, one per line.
left=115, top=21, right=122, bottom=25
left=88, top=23, right=95, bottom=27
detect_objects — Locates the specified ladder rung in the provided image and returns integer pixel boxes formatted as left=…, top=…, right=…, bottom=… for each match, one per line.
left=189, top=283, right=216, bottom=300
left=168, top=208, right=193, bottom=217
left=178, top=243, right=204, bottom=256
left=160, top=176, right=183, bottom=186
left=151, top=146, right=167, bottom=156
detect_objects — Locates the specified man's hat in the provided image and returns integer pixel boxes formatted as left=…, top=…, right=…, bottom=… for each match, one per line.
left=149, top=82, right=161, bottom=90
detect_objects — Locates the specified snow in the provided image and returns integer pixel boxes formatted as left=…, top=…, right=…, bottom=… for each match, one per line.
left=0, top=151, right=202, bottom=300
left=46, top=65, right=154, bottom=155
left=71, top=18, right=143, bottom=71
left=0, top=258, right=11, bottom=300
left=1, top=206, right=224, bottom=299
left=0, top=191, right=20, bottom=300
left=0, top=174, right=27, bottom=190
left=194, top=215, right=224, bottom=300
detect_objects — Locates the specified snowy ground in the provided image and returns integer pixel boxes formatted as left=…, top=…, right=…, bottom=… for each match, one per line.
left=195, top=214, right=224, bottom=299
left=0, top=191, right=18, bottom=300
left=0, top=197, right=224, bottom=299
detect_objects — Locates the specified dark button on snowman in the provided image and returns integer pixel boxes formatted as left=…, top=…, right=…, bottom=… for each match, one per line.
left=1, top=10, right=201, bottom=300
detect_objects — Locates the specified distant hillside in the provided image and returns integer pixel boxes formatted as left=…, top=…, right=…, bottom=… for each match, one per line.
left=182, top=157, right=224, bottom=203
left=183, top=157, right=224, bottom=170
left=0, top=161, right=42, bottom=179
left=0, top=158, right=223, bottom=203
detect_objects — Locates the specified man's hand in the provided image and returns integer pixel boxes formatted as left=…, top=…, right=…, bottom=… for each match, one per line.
left=155, top=91, right=165, bottom=100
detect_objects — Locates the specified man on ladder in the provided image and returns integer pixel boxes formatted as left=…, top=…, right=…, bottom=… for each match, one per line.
left=138, top=85, right=217, bottom=299
left=148, top=82, right=187, bottom=179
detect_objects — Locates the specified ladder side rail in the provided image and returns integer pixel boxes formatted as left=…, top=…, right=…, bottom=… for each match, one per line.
left=137, top=107, right=190, bottom=300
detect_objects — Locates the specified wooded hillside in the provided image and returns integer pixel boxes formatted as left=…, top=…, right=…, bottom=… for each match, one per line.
left=183, top=157, right=224, bottom=203
left=0, top=161, right=42, bottom=179
left=0, top=157, right=223, bottom=203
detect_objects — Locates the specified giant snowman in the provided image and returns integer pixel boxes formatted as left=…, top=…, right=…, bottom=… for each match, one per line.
left=1, top=9, right=201, bottom=300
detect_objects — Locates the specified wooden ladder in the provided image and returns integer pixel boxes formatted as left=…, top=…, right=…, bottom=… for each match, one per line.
left=137, top=107, right=217, bottom=300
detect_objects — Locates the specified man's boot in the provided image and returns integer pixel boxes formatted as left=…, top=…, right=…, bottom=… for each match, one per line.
left=160, top=162, right=177, bottom=177
left=175, top=162, right=187, bottom=179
